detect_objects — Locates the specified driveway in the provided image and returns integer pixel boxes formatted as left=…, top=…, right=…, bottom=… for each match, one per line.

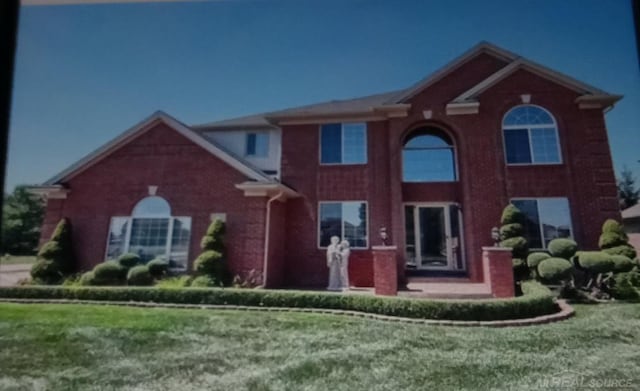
left=0, top=263, right=30, bottom=286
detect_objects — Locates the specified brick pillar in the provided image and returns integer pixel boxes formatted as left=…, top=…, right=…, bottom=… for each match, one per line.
left=482, top=247, right=515, bottom=298
left=373, top=246, right=398, bottom=296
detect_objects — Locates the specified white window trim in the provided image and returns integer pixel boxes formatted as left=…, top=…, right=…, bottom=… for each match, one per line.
left=104, top=215, right=191, bottom=270
left=317, top=201, right=369, bottom=250
left=318, top=122, right=368, bottom=166
left=510, top=197, right=574, bottom=250
left=245, top=131, right=270, bottom=158
left=502, top=104, right=563, bottom=166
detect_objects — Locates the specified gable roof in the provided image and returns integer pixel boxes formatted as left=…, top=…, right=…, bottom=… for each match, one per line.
left=44, top=111, right=274, bottom=185
left=194, top=41, right=620, bottom=129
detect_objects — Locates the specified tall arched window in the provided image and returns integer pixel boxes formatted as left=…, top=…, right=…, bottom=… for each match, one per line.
left=502, top=105, right=561, bottom=164
left=105, top=196, right=191, bottom=270
left=402, top=127, right=456, bottom=182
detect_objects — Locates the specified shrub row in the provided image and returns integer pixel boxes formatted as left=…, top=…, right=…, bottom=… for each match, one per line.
left=0, top=281, right=556, bottom=321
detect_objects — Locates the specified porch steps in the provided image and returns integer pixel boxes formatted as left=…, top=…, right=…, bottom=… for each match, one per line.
left=400, top=281, right=493, bottom=299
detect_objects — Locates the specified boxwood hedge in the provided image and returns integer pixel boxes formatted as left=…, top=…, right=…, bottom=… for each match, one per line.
left=0, top=281, right=556, bottom=321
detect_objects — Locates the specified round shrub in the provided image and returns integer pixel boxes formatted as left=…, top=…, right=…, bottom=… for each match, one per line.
left=574, top=251, right=615, bottom=274
left=537, top=257, right=573, bottom=283
left=500, top=223, right=523, bottom=239
left=548, top=238, right=578, bottom=259
left=147, top=258, right=169, bottom=278
left=611, top=255, right=635, bottom=273
left=194, top=250, right=223, bottom=276
left=603, top=245, right=637, bottom=260
left=611, top=271, right=640, bottom=301
left=190, top=275, right=218, bottom=287
left=127, top=265, right=153, bottom=286
left=117, top=253, right=141, bottom=269
left=602, top=219, right=627, bottom=236
left=79, top=271, right=96, bottom=286
left=500, top=204, right=524, bottom=225
left=500, top=237, right=528, bottom=258
left=527, top=252, right=551, bottom=269
left=598, top=232, right=627, bottom=249
left=92, top=260, right=126, bottom=285
left=30, top=259, right=62, bottom=284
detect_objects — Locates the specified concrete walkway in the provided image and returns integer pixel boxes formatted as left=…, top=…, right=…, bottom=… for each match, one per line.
left=0, top=264, right=30, bottom=286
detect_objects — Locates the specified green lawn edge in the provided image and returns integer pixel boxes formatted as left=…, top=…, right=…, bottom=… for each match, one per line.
left=0, top=280, right=556, bottom=321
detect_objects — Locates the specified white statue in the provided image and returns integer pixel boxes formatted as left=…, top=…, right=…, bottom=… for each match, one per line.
left=326, top=236, right=342, bottom=291
left=339, top=239, right=351, bottom=290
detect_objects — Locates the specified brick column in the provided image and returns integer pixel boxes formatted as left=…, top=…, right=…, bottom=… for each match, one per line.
left=482, top=247, right=515, bottom=298
left=373, top=246, right=397, bottom=296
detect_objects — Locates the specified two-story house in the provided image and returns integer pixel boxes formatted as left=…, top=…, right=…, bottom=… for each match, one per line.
left=32, top=42, right=622, bottom=288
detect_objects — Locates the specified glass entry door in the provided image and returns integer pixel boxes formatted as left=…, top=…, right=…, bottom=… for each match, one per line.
left=405, top=204, right=464, bottom=271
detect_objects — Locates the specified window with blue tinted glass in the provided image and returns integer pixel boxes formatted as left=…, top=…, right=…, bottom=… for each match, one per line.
left=511, top=198, right=572, bottom=249
left=246, top=133, right=269, bottom=157
left=319, top=201, right=367, bottom=247
left=320, top=123, right=367, bottom=164
left=402, top=131, right=456, bottom=182
left=503, top=105, right=561, bottom=164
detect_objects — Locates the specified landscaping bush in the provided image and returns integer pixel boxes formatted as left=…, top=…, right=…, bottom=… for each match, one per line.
left=194, top=250, right=223, bottom=277
left=499, top=204, right=528, bottom=262
left=527, top=252, right=550, bottom=269
left=155, top=276, right=192, bottom=289
left=30, top=259, right=62, bottom=285
left=537, top=257, right=573, bottom=283
left=127, top=265, right=153, bottom=286
left=499, top=223, right=523, bottom=238
left=500, top=204, right=525, bottom=225
left=603, top=245, right=637, bottom=260
left=0, top=281, right=556, bottom=321
left=512, top=258, right=529, bottom=281
left=611, top=255, right=635, bottom=273
left=37, top=218, right=75, bottom=273
left=147, top=258, right=169, bottom=278
left=598, top=219, right=636, bottom=260
left=191, top=275, right=218, bottom=287
left=548, top=238, right=578, bottom=260
left=200, top=219, right=225, bottom=252
left=574, top=251, right=615, bottom=274
left=92, top=261, right=126, bottom=286
left=79, top=271, right=96, bottom=286
left=610, top=270, right=640, bottom=301
left=117, top=253, right=141, bottom=269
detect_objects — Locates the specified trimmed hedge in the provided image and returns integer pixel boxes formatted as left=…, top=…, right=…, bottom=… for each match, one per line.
left=147, top=258, right=169, bottom=278
left=0, top=281, right=557, bottom=322
left=611, top=255, right=635, bottom=273
left=537, top=257, right=573, bottom=283
left=30, top=260, right=62, bottom=285
left=127, top=265, right=153, bottom=286
left=194, top=250, right=224, bottom=276
left=118, top=253, right=141, bottom=269
left=548, top=238, right=578, bottom=260
left=574, top=251, right=615, bottom=274
left=93, top=261, right=126, bottom=286
left=603, top=245, right=637, bottom=260
left=527, top=252, right=550, bottom=269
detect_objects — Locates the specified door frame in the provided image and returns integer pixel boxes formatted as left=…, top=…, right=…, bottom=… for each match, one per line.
left=402, top=202, right=466, bottom=271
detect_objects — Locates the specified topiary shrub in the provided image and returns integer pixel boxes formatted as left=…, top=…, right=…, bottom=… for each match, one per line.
left=194, top=250, right=223, bottom=276
left=501, top=204, right=525, bottom=225
left=499, top=204, right=529, bottom=259
left=574, top=251, right=615, bottom=274
left=37, top=241, right=63, bottom=262
left=37, top=218, right=75, bottom=274
left=610, top=270, right=640, bottom=301
left=500, top=237, right=528, bottom=259
left=30, top=259, right=62, bottom=285
left=147, top=258, right=169, bottom=278
left=200, top=219, right=225, bottom=253
left=527, top=252, right=551, bottom=269
left=79, top=271, right=96, bottom=286
left=92, top=261, right=126, bottom=286
left=499, top=223, right=523, bottom=239
left=191, top=275, right=218, bottom=287
left=548, top=238, right=578, bottom=260
left=598, top=219, right=636, bottom=259
left=611, top=255, right=635, bottom=273
left=127, top=265, right=153, bottom=286
left=117, top=253, right=141, bottom=269
left=537, top=257, right=573, bottom=283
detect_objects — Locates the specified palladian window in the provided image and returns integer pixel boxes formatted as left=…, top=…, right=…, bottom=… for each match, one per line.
left=402, top=127, right=456, bottom=182
left=105, top=196, right=191, bottom=270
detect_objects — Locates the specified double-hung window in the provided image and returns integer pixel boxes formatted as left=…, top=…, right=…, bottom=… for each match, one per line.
left=246, top=132, right=269, bottom=157
left=319, top=201, right=368, bottom=248
left=320, top=123, right=367, bottom=164
left=503, top=105, right=561, bottom=164
left=105, top=196, right=191, bottom=270
left=511, top=197, right=573, bottom=249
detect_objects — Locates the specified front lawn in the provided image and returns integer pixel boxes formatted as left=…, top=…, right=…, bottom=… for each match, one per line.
left=0, top=303, right=639, bottom=390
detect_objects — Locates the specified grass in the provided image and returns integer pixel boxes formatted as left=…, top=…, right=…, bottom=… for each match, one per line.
left=0, top=255, right=36, bottom=265
left=0, top=304, right=639, bottom=391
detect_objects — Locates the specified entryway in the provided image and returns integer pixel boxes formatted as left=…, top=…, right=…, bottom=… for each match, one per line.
left=404, top=203, right=465, bottom=272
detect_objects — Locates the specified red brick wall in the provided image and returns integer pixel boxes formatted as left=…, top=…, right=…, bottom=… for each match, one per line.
left=40, top=121, right=269, bottom=278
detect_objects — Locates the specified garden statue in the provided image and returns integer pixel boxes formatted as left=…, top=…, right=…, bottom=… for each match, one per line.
left=326, top=236, right=342, bottom=291
left=339, top=239, right=351, bottom=290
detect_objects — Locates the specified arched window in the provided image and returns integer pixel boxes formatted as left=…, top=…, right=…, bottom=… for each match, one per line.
left=402, top=127, right=456, bottom=182
left=502, top=105, right=561, bottom=164
left=105, top=196, right=191, bottom=270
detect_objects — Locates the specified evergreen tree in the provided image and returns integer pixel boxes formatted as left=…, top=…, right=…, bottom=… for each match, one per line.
left=1, top=185, right=44, bottom=255
left=618, top=166, right=639, bottom=210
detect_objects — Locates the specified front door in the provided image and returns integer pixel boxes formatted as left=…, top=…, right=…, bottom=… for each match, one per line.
left=405, top=204, right=464, bottom=271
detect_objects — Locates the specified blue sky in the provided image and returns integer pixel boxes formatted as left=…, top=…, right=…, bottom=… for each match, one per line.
left=6, top=0, right=640, bottom=191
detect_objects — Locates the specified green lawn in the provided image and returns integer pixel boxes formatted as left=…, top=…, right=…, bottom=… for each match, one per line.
left=0, top=255, right=36, bottom=265
left=0, top=303, right=639, bottom=390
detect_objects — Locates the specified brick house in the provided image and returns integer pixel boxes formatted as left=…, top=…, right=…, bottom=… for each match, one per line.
left=32, top=42, right=622, bottom=290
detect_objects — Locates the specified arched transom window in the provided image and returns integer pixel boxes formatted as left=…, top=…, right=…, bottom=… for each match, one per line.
left=402, top=127, right=456, bottom=182
left=502, top=105, right=561, bottom=164
left=105, top=196, right=191, bottom=270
